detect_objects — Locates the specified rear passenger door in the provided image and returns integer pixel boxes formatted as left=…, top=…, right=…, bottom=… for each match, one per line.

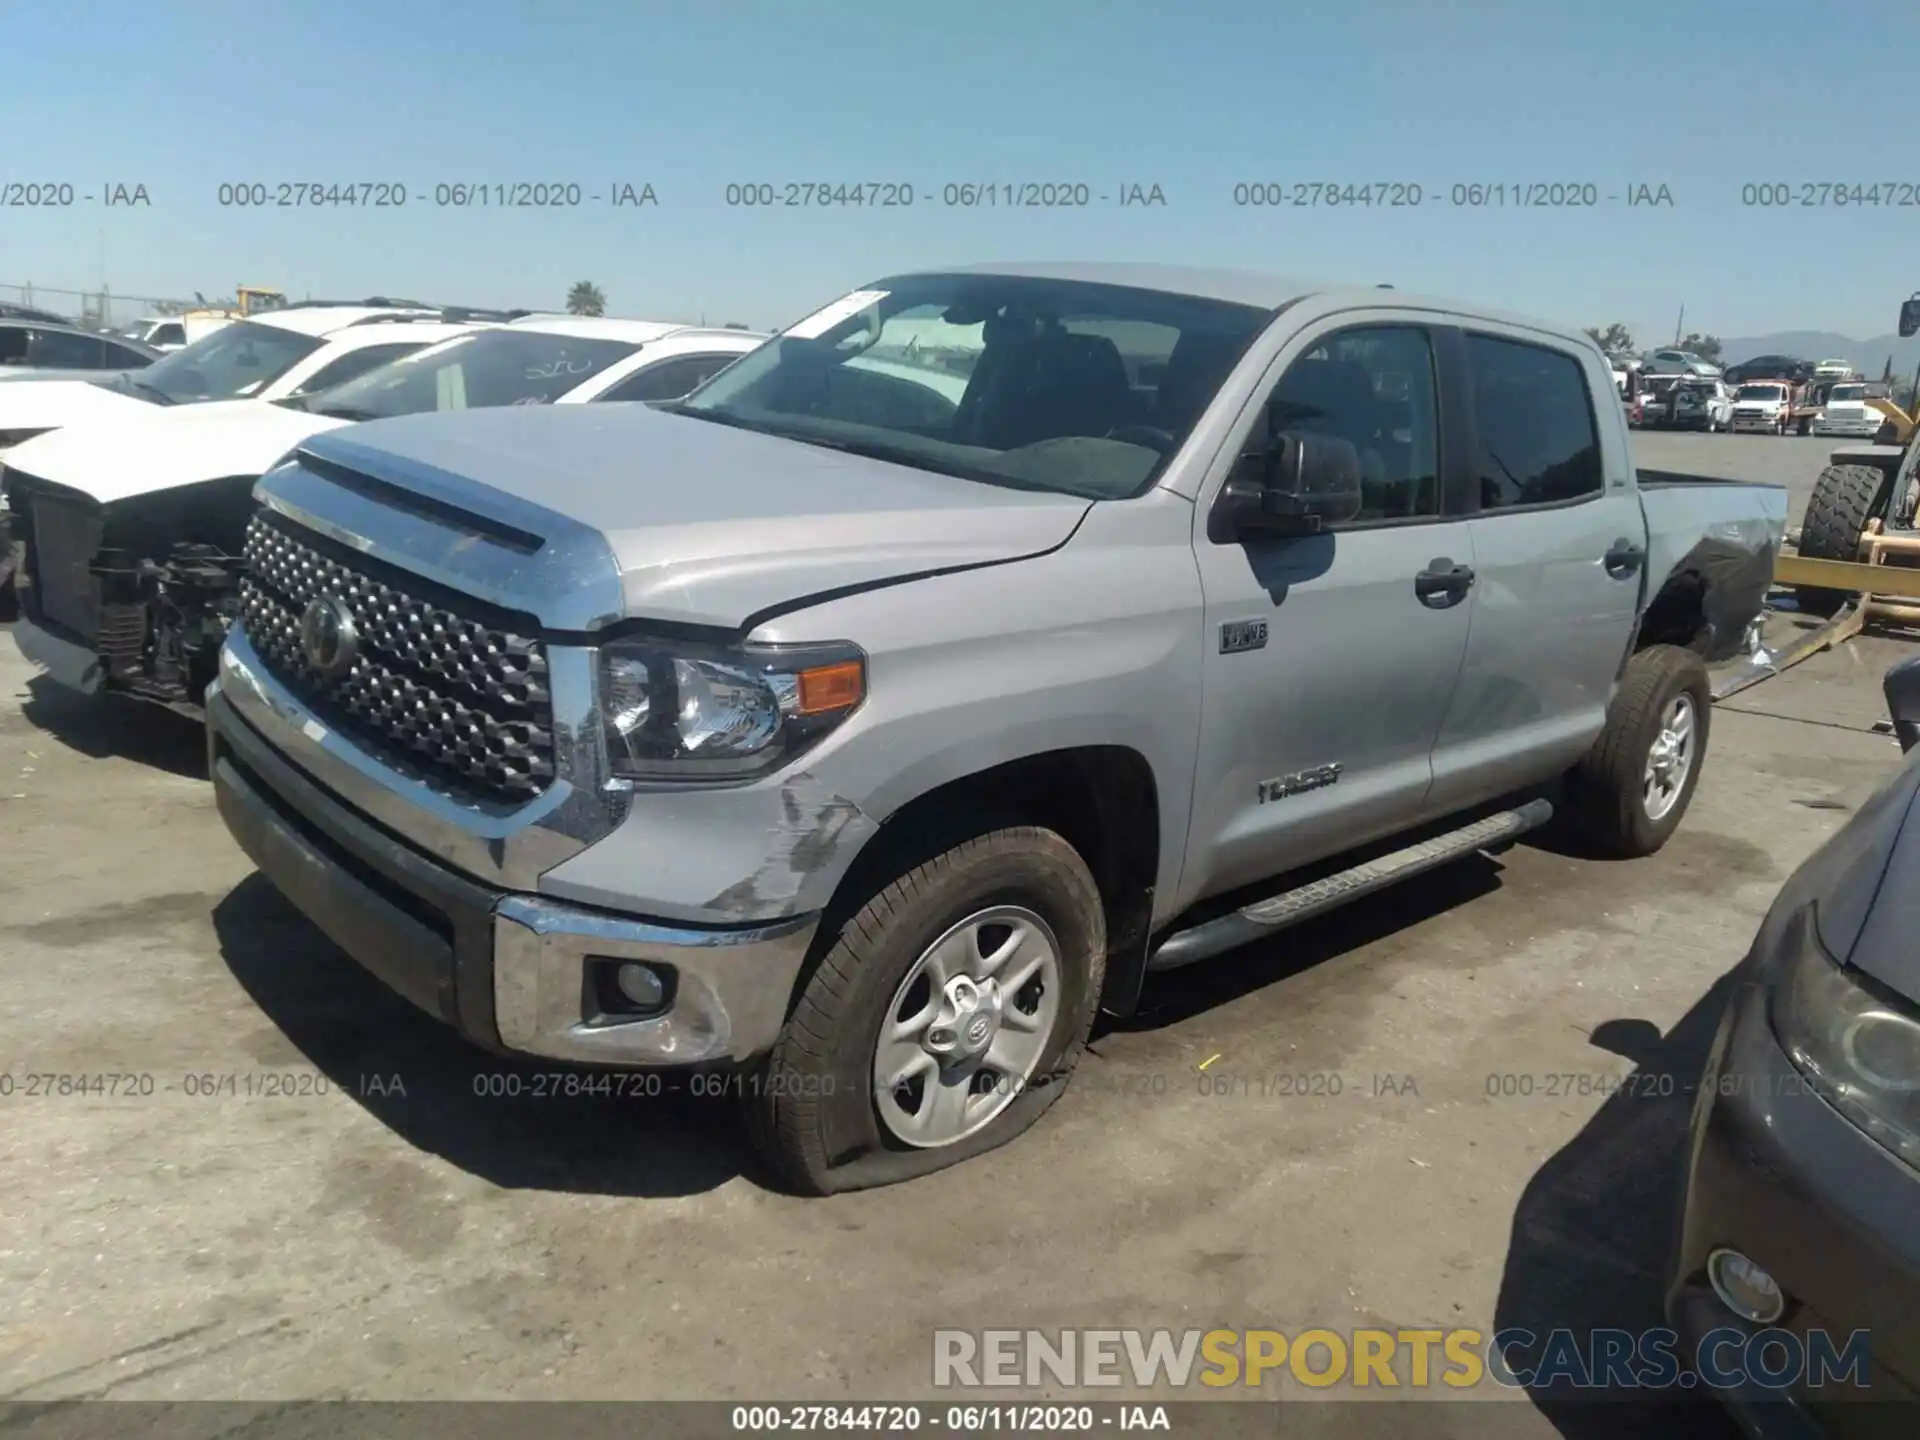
left=1183, top=321, right=1478, bottom=902
left=1425, top=329, right=1645, bottom=817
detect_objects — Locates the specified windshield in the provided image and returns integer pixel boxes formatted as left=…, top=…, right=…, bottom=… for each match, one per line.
left=1828, top=384, right=1867, bottom=402
left=1737, top=384, right=1786, bottom=401
left=296, top=329, right=644, bottom=419
left=109, top=320, right=325, bottom=404
left=672, top=273, right=1272, bottom=499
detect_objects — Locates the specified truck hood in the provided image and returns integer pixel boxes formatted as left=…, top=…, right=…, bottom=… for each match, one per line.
left=1, top=399, right=352, bottom=503
left=0, top=378, right=152, bottom=455
left=1815, top=754, right=1920, bottom=1004
left=295, top=404, right=1095, bottom=629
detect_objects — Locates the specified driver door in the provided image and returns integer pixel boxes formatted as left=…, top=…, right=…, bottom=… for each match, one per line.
left=1182, top=320, right=1477, bottom=903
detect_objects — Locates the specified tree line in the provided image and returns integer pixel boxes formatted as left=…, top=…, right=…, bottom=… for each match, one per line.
left=1584, top=322, right=1722, bottom=363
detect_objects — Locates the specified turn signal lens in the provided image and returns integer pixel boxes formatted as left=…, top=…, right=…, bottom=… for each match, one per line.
left=796, top=660, right=865, bottom=715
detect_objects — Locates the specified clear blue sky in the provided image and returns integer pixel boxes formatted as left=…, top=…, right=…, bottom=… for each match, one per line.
left=4, top=0, right=1917, bottom=342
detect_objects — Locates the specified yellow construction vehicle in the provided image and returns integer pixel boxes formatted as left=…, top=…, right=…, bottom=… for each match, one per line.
left=234, top=287, right=287, bottom=315
left=1776, top=292, right=1920, bottom=629
left=1867, top=392, right=1918, bottom=446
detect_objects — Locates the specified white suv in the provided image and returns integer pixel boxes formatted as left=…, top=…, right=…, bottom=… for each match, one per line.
left=0, top=302, right=490, bottom=459
left=2, top=317, right=767, bottom=714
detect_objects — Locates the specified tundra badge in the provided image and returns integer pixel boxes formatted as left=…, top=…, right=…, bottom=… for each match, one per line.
left=1220, top=619, right=1268, bottom=654
left=1258, top=763, right=1343, bottom=803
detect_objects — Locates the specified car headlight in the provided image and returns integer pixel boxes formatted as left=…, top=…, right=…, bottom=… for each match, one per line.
left=1771, top=905, right=1920, bottom=1171
left=599, top=635, right=866, bottom=782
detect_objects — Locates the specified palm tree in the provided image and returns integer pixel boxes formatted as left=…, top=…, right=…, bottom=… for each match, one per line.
left=566, top=281, right=606, bottom=317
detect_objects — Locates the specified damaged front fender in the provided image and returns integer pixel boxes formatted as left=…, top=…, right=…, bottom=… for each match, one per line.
left=533, top=768, right=880, bottom=928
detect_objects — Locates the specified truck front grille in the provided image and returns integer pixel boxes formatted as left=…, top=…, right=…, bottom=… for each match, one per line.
left=237, top=511, right=555, bottom=805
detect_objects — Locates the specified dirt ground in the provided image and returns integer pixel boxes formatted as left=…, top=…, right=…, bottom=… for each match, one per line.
left=0, top=431, right=1905, bottom=1437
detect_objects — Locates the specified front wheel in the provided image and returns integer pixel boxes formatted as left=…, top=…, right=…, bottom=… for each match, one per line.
left=1562, top=644, right=1711, bottom=858
left=744, top=824, right=1106, bottom=1194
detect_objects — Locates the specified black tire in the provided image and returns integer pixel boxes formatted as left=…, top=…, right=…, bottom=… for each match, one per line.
left=1563, top=644, right=1711, bottom=859
left=1794, top=462, right=1887, bottom=615
left=744, top=824, right=1106, bottom=1195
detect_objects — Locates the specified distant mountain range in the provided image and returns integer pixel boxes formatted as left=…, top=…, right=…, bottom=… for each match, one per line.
left=1719, top=331, right=1920, bottom=377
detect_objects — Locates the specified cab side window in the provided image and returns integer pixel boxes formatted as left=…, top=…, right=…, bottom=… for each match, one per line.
left=600, top=353, right=741, bottom=403
left=286, top=343, right=425, bottom=398
left=1263, top=325, right=1440, bottom=524
left=1466, top=334, right=1603, bottom=509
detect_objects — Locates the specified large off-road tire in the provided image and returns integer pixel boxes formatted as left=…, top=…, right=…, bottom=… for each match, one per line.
left=1794, top=462, right=1887, bottom=615
left=1562, top=645, right=1711, bottom=859
left=744, top=824, right=1106, bottom=1195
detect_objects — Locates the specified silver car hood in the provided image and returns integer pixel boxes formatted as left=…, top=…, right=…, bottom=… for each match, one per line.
left=283, top=405, right=1093, bottom=630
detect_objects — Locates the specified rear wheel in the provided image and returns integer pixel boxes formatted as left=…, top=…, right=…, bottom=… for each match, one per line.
left=1794, top=462, right=1888, bottom=616
left=744, top=824, right=1105, bottom=1194
left=1562, top=645, right=1711, bottom=858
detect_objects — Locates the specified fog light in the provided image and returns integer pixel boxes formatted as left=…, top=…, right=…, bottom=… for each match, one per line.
left=1707, top=1247, right=1787, bottom=1323
left=615, top=963, right=667, bottom=1010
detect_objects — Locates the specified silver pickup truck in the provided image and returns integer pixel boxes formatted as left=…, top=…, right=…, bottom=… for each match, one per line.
left=203, top=263, right=1786, bottom=1192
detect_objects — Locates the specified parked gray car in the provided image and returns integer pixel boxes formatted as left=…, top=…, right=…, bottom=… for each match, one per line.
left=1667, top=654, right=1920, bottom=1427
left=0, top=319, right=158, bottom=381
left=200, top=263, right=1787, bottom=1191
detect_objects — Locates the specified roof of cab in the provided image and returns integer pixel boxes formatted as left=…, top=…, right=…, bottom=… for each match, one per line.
left=503, top=317, right=767, bottom=343
left=250, top=306, right=437, bottom=337
left=903, top=261, right=1593, bottom=351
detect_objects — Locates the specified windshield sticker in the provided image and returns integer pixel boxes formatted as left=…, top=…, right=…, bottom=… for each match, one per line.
left=781, top=289, right=889, bottom=340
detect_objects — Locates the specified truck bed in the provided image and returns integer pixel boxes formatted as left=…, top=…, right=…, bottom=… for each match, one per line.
left=1636, top=470, right=1789, bottom=663
left=1637, top=469, right=1789, bottom=491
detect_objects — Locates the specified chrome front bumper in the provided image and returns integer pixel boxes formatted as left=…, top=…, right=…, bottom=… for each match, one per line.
left=207, top=677, right=818, bottom=1067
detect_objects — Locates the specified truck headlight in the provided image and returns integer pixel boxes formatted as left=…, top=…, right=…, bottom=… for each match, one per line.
left=1771, top=906, right=1920, bottom=1171
left=599, top=636, right=866, bottom=781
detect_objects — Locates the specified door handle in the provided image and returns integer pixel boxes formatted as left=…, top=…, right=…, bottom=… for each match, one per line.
left=1603, top=538, right=1645, bottom=577
left=1414, top=558, right=1475, bottom=607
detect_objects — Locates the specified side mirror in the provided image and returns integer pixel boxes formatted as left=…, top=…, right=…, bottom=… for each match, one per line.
left=1885, top=654, right=1920, bottom=752
left=1210, top=430, right=1364, bottom=542
left=1902, top=296, right=1920, bottom=339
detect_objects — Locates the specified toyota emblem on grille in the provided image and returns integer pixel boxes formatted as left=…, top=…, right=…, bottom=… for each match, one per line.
left=298, top=596, right=359, bottom=679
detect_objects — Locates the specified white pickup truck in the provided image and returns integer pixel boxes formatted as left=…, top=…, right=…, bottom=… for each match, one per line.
left=3, top=317, right=765, bottom=713
left=1729, top=380, right=1795, bottom=435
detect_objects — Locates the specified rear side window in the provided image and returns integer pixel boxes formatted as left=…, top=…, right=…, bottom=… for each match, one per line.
left=26, top=330, right=108, bottom=369
left=152, top=324, right=185, bottom=347
left=1466, top=335, right=1603, bottom=509
left=285, top=342, right=426, bottom=398
left=599, top=352, right=743, bottom=403
left=103, top=340, right=156, bottom=369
